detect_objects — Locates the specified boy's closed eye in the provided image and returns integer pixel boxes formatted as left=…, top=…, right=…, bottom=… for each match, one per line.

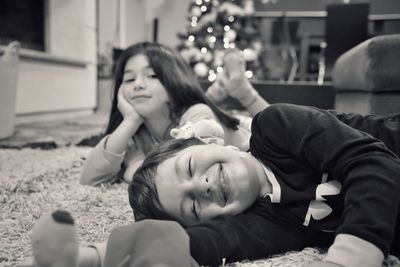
left=188, top=156, right=193, bottom=177
left=188, top=156, right=200, bottom=221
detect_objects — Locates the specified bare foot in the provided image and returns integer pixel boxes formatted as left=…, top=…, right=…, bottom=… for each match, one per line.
left=31, top=210, right=79, bottom=267
left=219, top=48, right=255, bottom=102
left=205, top=79, right=228, bottom=103
left=221, top=48, right=270, bottom=114
left=205, top=48, right=251, bottom=103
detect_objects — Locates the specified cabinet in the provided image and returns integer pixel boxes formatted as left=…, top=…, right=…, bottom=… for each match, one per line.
left=254, top=8, right=400, bottom=83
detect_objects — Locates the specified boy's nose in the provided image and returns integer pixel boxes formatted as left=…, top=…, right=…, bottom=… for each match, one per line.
left=193, top=175, right=212, bottom=199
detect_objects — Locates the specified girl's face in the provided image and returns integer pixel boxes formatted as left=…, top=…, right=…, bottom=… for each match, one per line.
left=154, top=144, right=266, bottom=226
left=120, top=54, right=169, bottom=117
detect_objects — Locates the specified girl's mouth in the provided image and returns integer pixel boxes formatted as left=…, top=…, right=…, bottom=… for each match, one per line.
left=132, top=95, right=151, bottom=100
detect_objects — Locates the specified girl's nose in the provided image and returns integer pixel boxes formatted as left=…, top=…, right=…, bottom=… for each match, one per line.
left=193, top=175, right=212, bottom=199
left=133, top=77, right=145, bottom=91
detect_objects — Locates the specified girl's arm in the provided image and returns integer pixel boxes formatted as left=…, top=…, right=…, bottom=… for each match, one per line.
left=80, top=89, right=143, bottom=185
left=176, top=104, right=225, bottom=144
left=104, top=87, right=143, bottom=155
left=80, top=136, right=145, bottom=185
left=82, top=119, right=142, bottom=183
left=178, top=103, right=252, bottom=151
left=170, top=119, right=225, bottom=146
left=80, top=135, right=126, bottom=185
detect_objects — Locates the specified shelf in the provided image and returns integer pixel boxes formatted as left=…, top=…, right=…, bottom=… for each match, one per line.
left=254, top=11, right=400, bottom=21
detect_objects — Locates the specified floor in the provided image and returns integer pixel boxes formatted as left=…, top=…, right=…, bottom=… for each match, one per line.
left=0, top=112, right=108, bottom=149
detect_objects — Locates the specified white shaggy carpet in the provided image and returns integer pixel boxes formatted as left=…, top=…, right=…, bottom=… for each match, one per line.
left=0, top=114, right=399, bottom=267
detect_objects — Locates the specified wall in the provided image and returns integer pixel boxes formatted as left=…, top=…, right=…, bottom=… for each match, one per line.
left=16, top=56, right=95, bottom=114
left=98, top=0, right=115, bottom=54
left=98, top=0, right=189, bottom=54
left=96, top=0, right=189, bottom=114
left=158, top=0, right=190, bottom=48
left=98, top=0, right=151, bottom=55
left=13, top=0, right=97, bottom=118
left=124, top=0, right=148, bottom=46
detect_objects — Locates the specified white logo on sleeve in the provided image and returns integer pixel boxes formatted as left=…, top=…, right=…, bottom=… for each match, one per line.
left=303, top=179, right=341, bottom=226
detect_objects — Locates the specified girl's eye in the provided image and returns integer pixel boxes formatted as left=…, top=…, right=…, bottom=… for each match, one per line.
left=192, top=198, right=199, bottom=220
left=188, top=156, right=193, bottom=177
left=123, top=78, right=135, bottom=83
left=147, top=74, right=157, bottom=79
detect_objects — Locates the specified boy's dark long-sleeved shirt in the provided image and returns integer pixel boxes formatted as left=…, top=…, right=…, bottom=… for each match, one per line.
left=187, top=104, right=400, bottom=267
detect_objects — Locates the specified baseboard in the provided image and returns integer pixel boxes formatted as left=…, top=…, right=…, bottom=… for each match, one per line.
left=335, top=92, right=400, bottom=115
left=16, top=109, right=97, bottom=124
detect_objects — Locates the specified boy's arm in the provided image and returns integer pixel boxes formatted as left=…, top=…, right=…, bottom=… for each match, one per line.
left=187, top=207, right=332, bottom=267
left=252, top=104, right=400, bottom=267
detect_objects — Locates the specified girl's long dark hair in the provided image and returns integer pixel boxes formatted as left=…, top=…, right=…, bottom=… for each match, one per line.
left=105, top=42, right=239, bottom=135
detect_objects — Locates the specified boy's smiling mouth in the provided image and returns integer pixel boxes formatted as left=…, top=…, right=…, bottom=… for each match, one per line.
left=217, top=163, right=230, bottom=206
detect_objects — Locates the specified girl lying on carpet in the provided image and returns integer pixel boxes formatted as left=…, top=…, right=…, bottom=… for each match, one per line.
left=22, top=105, right=400, bottom=267
left=80, top=42, right=268, bottom=186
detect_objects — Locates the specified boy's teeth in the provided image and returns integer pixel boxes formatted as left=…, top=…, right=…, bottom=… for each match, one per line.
left=219, top=164, right=227, bottom=202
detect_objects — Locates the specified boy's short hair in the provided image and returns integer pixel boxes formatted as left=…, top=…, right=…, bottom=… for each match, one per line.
left=129, top=137, right=205, bottom=222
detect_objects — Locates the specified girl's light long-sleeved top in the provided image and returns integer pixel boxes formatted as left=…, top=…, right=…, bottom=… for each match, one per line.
left=80, top=103, right=252, bottom=185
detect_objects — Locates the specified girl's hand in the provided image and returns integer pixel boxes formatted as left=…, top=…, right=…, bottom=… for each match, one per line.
left=117, top=86, right=144, bottom=125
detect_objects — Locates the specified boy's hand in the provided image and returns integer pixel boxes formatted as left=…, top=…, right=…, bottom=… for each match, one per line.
left=306, top=261, right=343, bottom=267
left=117, top=86, right=144, bottom=125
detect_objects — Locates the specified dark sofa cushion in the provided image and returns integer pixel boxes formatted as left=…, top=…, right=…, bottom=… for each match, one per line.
left=332, top=34, right=400, bottom=92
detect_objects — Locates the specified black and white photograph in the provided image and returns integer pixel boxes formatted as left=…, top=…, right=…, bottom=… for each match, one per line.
left=1, top=0, right=400, bottom=266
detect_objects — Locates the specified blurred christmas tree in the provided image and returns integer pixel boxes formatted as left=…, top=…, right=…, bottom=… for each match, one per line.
left=177, top=0, right=266, bottom=81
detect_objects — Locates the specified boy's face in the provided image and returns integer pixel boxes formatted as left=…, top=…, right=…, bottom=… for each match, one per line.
left=154, top=144, right=263, bottom=226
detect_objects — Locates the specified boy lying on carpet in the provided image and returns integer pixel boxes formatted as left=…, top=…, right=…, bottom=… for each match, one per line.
left=128, top=104, right=400, bottom=267
left=20, top=104, right=400, bottom=267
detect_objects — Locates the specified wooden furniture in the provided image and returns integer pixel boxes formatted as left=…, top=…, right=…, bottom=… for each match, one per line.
left=324, top=3, right=370, bottom=81
left=200, top=80, right=335, bottom=110
left=254, top=6, right=400, bottom=82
